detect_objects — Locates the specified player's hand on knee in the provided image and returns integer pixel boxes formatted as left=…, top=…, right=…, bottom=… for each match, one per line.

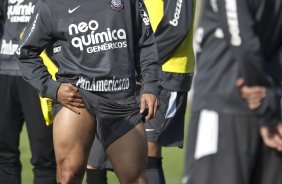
left=260, top=123, right=282, bottom=152
left=57, top=83, right=85, bottom=114
left=140, top=94, right=159, bottom=121
left=236, top=78, right=266, bottom=109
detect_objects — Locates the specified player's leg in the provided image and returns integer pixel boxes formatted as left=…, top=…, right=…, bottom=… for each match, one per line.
left=86, top=167, right=107, bottom=184
left=144, top=143, right=164, bottom=184
left=86, top=137, right=109, bottom=184
left=17, top=77, right=57, bottom=184
left=53, top=106, right=96, bottom=184
left=0, top=75, right=22, bottom=183
left=106, top=122, right=147, bottom=184
left=144, top=90, right=187, bottom=184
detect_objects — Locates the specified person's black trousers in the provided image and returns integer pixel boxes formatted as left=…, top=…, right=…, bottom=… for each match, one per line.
left=0, top=75, right=56, bottom=184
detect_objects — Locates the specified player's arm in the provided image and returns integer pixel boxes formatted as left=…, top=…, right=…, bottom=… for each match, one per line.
left=135, top=0, right=162, bottom=120
left=16, top=0, right=60, bottom=100
left=154, top=0, right=194, bottom=64
left=237, top=45, right=282, bottom=110
left=217, top=0, right=280, bottom=126
left=16, top=0, right=84, bottom=114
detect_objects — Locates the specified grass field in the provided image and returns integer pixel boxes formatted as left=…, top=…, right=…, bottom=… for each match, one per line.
left=19, top=104, right=190, bottom=184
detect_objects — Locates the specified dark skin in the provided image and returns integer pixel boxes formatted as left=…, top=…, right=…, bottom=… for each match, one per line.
left=57, top=83, right=159, bottom=119
left=56, top=83, right=85, bottom=114
left=236, top=78, right=282, bottom=152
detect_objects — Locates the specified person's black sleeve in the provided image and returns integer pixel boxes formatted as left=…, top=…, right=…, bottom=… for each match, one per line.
left=135, top=0, right=162, bottom=96
left=266, top=47, right=282, bottom=86
left=16, top=0, right=61, bottom=100
left=155, top=0, right=194, bottom=64
left=0, top=0, right=7, bottom=38
left=216, top=0, right=280, bottom=126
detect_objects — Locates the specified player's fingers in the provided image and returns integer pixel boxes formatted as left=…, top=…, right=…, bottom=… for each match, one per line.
left=67, top=87, right=83, bottom=99
left=236, top=78, right=244, bottom=87
left=276, top=123, right=282, bottom=137
left=140, top=98, right=146, bottom=114
left=248, top=101, right=261, bottom=110
left=65, top=104, right=80, bottom=114
left=241, top=87, right=260, bottom=98
left=67, top=97, right=84, bottom=104
left=260, top=127, right=277, bottom=149
left=68, top=102, right=85, bottom=108
left=262, top=136, right=277, bottom=149
left=71, top=93, right=83, bottom=99
left=145, top=101, right=154, bottom=120
left=153, top=98, right=159, bottom=116
left=273, top=134, right=282, bottom=151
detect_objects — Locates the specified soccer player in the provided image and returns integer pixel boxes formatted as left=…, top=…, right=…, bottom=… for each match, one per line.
left=182, top=0, right=282, bottom=184
left=139, top=0, right=195, bottom=183
left=16, top=0, right=161, bottom=184
left=86, top=1, right=196, bottom=183
left=0, top=0, right=56, bottom=183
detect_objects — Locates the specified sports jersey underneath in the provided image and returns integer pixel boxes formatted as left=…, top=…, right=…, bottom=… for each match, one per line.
left=193, top=0, right=282, bottom=115
left=0, top=0, right=36, bottom=76
left=16, top=0, right=161, bottom=103
left=144, top=0, right=195, bottom=91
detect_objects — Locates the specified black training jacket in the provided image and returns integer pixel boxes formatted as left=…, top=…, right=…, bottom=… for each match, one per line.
left=193, top=0, right=282, bottom=125
left=0, top=0, right=6, bottom=39
left=0, top=0, right=35, bottom=76
left=16, top=0, right=161, bottom=103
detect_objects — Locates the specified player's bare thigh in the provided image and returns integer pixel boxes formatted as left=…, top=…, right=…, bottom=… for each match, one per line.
left=53, top=107, right=96, bottom=181
left=106, top=122, right=147, bottom=184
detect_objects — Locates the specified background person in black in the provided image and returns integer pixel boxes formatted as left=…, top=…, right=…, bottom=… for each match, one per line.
left=182, top=0, right=282, bottom=184
left=16, top=0, right=161, bottom=183
left=86, top=136, right=112, bottom=184
left=0, top=0, right=56, bottom=183
left=0, top=0, right=4, bottom=38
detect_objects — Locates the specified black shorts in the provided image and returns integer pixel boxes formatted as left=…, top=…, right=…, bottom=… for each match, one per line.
left=53, top=89, right=144, bottom=148
left=144, top=88, right=188, bottom=147
left=182, top=110, right=282, bottom=184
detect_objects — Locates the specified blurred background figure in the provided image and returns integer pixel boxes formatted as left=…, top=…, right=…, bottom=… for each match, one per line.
left=0, top=0, right=56, bottom=183
left=86, top=136, right=112, bottom=184
left=183, top=0, right=282, bottom=184
left=139, top=0, right=195, bottom=183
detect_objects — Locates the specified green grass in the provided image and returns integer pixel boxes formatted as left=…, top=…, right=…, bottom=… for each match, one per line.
left=20, top=105, right=190, bottom=184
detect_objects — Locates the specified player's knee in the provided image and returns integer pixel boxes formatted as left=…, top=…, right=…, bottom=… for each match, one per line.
left=59, top=167, right=82, bottom=184
left=58, top=160, right=84, bottom=184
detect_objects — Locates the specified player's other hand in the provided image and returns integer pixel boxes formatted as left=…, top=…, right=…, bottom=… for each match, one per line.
left=140, top=94, right=159, bottom=121
left=260, top=123, right=282, bottom=152
left=236, top=78, right=266, bottom=110
left=57, top=83, right=85, bottom=114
